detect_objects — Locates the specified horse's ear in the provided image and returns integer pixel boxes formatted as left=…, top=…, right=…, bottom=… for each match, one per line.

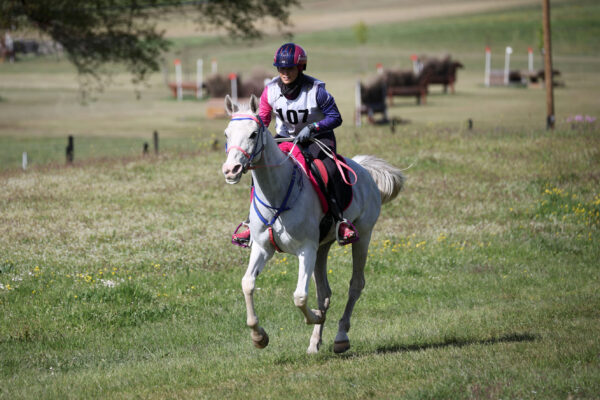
left=249, top=94, right=260, bottom=114
left=224, top=95, right=238, bottom=116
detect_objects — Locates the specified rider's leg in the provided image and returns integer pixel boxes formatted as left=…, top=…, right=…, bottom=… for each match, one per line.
left=232, top=182, right=253, bottom=247
left=303, top=133, right=357, bottom=246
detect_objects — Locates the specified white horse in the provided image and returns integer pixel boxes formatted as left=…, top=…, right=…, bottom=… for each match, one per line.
left=221, top=94, right=404, bottom=354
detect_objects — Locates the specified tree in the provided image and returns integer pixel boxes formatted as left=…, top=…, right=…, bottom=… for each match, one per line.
left=0, top=0, right=298, bottom=94
left=353, top=21, right=367, bottom=45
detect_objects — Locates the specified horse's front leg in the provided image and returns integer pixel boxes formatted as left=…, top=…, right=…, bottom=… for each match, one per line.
left=242, top=244, right=274, bottom=349
left=294, top=246, right=325, bottom=325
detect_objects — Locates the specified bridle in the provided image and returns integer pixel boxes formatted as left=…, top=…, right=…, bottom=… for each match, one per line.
left=225, top=112, right=301, bottom=252
left=225, top=113, right=267, bottom=171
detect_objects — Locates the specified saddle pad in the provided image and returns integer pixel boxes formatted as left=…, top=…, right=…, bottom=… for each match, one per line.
left=278, top=142, right=328, bottom=213
left=278, top=142, right=353, bottom=214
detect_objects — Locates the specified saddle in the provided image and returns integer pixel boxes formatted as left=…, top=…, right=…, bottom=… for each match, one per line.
left=278, top=142, right=353, bottom=241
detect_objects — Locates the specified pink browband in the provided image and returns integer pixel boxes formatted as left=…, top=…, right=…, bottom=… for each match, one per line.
left=230, top=113, right=261, bottom=124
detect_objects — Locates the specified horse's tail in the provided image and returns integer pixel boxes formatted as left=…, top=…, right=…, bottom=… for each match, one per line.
left=353, top=155, right=405, bottom=205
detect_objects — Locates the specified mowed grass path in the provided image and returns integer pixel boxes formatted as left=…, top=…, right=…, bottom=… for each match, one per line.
left=1, top=1, right=600, bottom=398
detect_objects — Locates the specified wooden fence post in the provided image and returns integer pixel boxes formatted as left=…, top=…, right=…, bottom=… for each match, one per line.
left=542, top=0, right=555, bottom=130
left=153, top=131, right=159, bottom=155
left=355, top=80, right=362, bottom=127
left=66, top=135, right=74, bottom=163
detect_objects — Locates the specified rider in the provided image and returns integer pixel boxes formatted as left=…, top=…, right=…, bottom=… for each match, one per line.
left=232, top=42, right=357, bottom=247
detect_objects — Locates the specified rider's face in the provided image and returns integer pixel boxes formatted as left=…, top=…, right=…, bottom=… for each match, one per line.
left=278, top=66, right=299, bottom=85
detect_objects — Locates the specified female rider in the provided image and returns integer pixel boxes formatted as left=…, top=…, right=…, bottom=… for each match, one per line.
left=232, top=43, right=357, bottom=247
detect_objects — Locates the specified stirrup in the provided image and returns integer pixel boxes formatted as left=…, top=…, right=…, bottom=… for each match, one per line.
left=232, top=222, right=251, bottom=248
left=336, top=219, right=359, bottom=246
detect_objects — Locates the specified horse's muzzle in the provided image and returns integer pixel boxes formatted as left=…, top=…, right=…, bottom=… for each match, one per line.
left=222, top=162, right=244, bottom=184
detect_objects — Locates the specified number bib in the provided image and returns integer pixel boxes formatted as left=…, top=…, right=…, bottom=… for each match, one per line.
left=266, top=75, right=326, bottom=137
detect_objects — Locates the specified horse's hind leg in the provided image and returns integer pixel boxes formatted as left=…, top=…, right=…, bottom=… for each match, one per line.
left=334, top=231, right=372, bottom=354
left=307, top=242, right=333, bottom=354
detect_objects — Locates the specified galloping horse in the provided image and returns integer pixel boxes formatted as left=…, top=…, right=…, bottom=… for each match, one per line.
left=221, top=94, right=404, bottom=354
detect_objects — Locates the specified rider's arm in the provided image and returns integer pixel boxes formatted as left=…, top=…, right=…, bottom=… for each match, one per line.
left=258, top=86, right=273, bottom=127
left=313, top=85, right=342, bottom=132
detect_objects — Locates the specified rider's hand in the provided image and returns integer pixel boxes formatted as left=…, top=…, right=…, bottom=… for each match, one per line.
left=296, top=124, right=315, bottom=143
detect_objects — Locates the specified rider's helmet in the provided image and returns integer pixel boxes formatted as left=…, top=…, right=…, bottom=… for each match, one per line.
left=273, top=43, right=307, bottom=71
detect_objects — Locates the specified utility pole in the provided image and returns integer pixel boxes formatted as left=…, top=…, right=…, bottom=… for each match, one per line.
left=542, top=0, right=555, bottom=130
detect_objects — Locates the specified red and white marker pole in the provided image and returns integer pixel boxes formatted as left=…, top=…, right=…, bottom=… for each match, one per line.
left=211, top=58, right=218, bottom=74
left=410, top=54, right=419, bottom=75
left=376, top=63, right=383, bottom=75
left=484, top=46, right=491, bottom=87
left=196, top=58, right=203, bottom=99
left=229, top=73, right=238, bottom=104
left=504, top=46, right=513, bottom=85
left=528, top=47, right=534, bottom=72
left=174, top=58, right=183, bottom=101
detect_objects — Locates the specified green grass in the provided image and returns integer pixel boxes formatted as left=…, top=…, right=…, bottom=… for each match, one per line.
left=298, top=0, right=600, bottom=55
left=1, top=1, right=599, bottom=398
left=1, top=123, right=599, bottom=399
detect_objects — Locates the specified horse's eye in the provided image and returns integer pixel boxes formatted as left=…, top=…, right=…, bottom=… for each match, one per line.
left=249, top=131, right=258, bottom=139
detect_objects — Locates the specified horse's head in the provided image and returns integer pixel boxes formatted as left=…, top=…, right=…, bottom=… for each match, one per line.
left=221, top=94, right=265, bottom=184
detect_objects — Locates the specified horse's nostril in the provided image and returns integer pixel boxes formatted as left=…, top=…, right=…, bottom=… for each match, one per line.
left=232, top=164, right=242, bottom=174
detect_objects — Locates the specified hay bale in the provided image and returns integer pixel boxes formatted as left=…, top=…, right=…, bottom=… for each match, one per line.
left=204, top=74, right=233, bottom=97
left=360, top=76, right=387, bottom=113
left=383, top=69, right=418, bottom=87
left=239, top=68, right=271, bottom=97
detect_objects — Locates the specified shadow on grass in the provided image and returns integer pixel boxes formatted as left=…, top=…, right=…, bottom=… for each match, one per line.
left=373, top=332, right=538, bottom=355
left=272, top=332, right=538, bottom=365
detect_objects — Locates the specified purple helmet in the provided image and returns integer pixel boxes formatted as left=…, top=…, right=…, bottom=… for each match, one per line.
left=273, top=43, right=307, bottom=71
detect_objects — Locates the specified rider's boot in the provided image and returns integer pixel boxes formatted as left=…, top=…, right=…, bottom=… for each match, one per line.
left=232, top=221, right=251, bottom=248
left=337, top=219, right=359, bottom=246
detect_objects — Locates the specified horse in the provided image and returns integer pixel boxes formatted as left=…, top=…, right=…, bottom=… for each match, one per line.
left=221, top=94, right=405, bottom=354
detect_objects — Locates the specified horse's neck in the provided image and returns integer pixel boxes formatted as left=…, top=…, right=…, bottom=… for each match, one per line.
left=251, top=135, right=295, bottom=202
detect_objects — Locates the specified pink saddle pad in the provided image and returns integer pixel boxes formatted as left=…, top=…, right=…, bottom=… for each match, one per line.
left=278, top=142, right=329, bottom=213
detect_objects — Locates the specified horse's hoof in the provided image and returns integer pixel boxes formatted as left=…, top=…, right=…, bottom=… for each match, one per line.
left=307, top=339, right=321, bottom=354
left=252, top=327, right=269, bottom=349
left=333, top=340, right=350, bottom=354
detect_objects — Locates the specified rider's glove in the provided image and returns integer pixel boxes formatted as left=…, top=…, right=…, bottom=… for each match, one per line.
left=296, top=123, right=317, bottom=143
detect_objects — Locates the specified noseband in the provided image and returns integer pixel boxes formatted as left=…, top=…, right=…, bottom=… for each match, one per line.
left=226, top=113, right=266, bottom=170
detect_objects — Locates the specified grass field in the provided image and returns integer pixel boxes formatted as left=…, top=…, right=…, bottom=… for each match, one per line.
left=1, top=1, right=599, bottom=399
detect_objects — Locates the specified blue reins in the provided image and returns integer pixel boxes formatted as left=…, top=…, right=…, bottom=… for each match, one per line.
left=252, top=165, right=299, bottom=227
